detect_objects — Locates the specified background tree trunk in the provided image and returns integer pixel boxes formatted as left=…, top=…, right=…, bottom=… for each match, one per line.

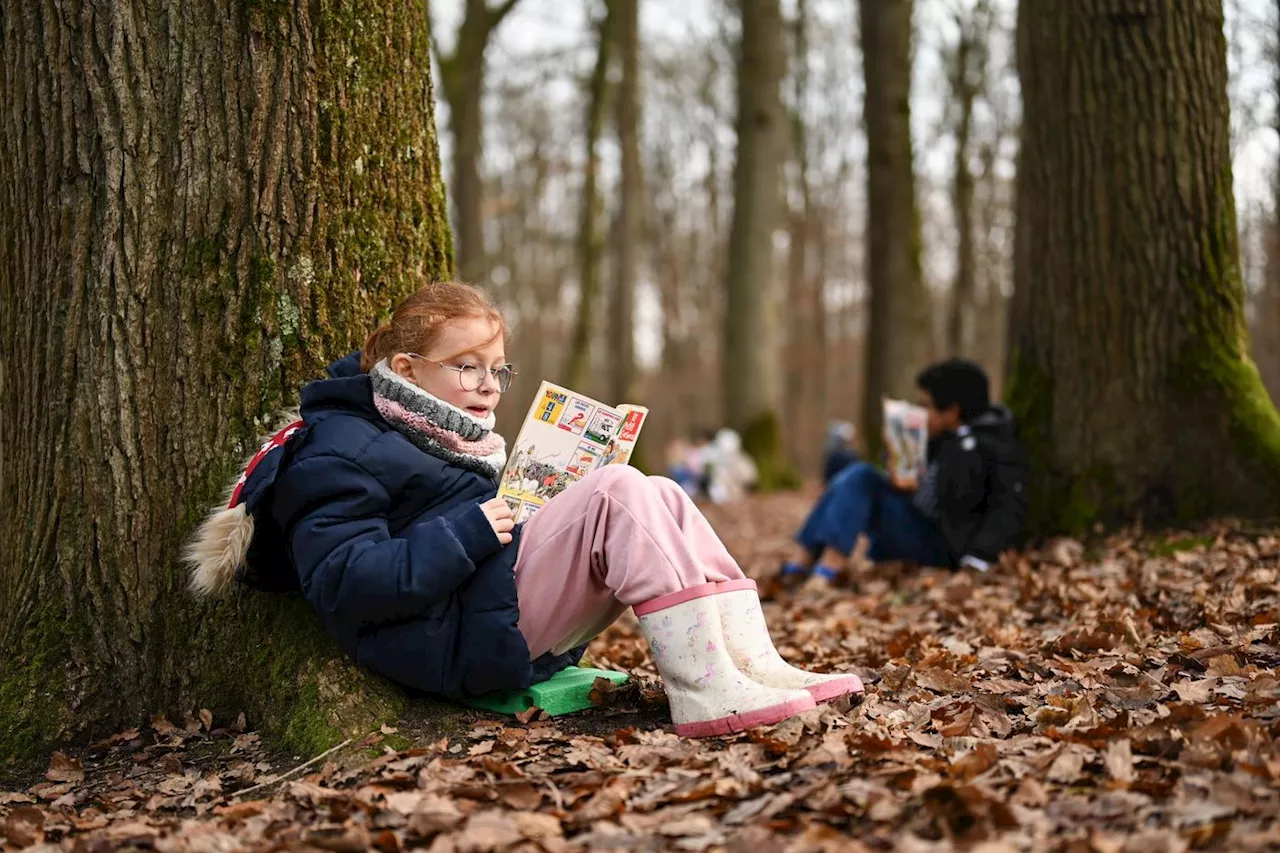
left=784, top=0, right=827, bottom=477
left=944, top=0, right=989, bottom=358
left=1253, top=0, right=1280, bottom=404
left=723, top=0, right=796, bottom=488
left=564, top=1, right=616, bottom=390
left=0, top=0, right=450, bottom=762
left=609, top=0, right=641, bottom=406
left=436, top=0, right=521, bottom=285
left=860, top=0, right=932, bottom=457
left=1008, top=0, right=1280, bottom=532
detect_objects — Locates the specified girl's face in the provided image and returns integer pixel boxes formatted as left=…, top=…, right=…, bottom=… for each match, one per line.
left=390, top=316, right=508, bottom=419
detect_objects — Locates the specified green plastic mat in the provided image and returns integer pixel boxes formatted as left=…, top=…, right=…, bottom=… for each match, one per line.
left=464, top=666, right=630, bottom=716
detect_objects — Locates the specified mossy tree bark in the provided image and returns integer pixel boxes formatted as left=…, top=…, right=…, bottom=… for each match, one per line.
left=1008, top=0, right=1280, bottom=533
left=724, top=0, right=797, bottom=489
left=0, top=0, right=451, bottom=765
left=860, top=0, right=933, bottom=458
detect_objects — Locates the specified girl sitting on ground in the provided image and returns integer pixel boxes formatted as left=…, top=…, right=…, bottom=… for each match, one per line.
left=188, top=281, right=862, bottom=736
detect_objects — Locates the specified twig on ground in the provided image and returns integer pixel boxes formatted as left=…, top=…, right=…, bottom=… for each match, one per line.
left=543, top=779, right=565, bottom=811
left=232, top=738, right=353, bottom=800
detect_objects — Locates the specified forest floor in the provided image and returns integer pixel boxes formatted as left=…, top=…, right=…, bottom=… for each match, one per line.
left=5, top=489, right=1280, bottom=852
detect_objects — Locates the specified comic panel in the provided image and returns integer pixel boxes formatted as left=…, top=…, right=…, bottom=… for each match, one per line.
left=584, top=408, right=622, bottom=445
left=566, top=442, right=601, bottom=477
left=556, top=398, right=594, bottom=435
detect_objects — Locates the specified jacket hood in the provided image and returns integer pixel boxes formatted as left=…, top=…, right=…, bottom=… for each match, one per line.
left=965, top=405, right=1017, bottom=442
left=185, top=351, right=367, bottom=597
left=326, top=350, right=364, bottom=378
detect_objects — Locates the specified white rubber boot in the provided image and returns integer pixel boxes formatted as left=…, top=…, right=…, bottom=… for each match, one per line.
left=635, top=582, right=816, bottom=737
left=712, top=579, right=864, bottom=704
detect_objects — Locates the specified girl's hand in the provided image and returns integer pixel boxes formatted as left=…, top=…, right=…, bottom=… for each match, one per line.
left=480, top=497, right=516, bottom=545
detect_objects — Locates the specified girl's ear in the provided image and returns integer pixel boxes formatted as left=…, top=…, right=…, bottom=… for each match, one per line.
left=389, top=353, right=416, bottom=381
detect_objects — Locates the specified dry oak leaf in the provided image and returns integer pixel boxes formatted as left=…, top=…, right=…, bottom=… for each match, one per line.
left=44, top=751, right=85, bottom=783
left=915, top=668, right=971, bottom=694
left=1172, top=678, right=1216, bottom=704
left=455, top=809, right=523, bottom=853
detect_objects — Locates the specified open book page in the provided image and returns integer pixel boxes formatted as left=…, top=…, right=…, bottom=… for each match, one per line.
left=883, top=398, right=928, bottom=482
left=498, top=381, right=648, bottom=523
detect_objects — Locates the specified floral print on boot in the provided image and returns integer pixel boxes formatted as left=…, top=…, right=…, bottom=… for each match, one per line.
left=635, top=582, right=816, bottom=737
left=712, top=579, right=864, bottom=704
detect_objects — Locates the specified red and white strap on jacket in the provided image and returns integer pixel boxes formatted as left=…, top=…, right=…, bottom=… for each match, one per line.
left=227, top=421, right=304, bottom=508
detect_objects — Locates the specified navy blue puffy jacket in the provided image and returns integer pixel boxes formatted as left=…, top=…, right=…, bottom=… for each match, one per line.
left=256, top=353, right=581, bottom=698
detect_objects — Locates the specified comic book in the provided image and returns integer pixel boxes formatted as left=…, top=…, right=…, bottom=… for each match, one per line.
left=498, top=381, right=648, bottom=523
left=883, top=398, right=928, bottom=482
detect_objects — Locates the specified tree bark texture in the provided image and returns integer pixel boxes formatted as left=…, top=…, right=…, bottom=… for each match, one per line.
left=1008, top=0, right=1280, bottom=532
left=437, top=0, right=520, bottom=285
left=860, top=0, right=932, bottom=457
left=564, top=2, right=615, bottom=390
left=0, top=0, right=451, bottom=761
left=723, top=0, right=795, bottom=488
left=608, top=0, right=641, bottom=406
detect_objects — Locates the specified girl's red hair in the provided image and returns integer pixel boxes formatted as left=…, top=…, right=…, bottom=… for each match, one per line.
left=360, top=281, right=506, bottom=372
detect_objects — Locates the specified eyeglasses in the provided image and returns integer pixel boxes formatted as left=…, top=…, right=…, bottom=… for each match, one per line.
left=406, top=354, right=517, bottom=393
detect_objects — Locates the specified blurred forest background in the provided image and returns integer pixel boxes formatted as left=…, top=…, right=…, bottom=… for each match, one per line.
left=430, top=0, right=1279, bottom=478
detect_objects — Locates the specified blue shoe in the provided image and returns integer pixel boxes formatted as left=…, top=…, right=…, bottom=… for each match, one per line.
left=811, top=564, right=839, bottom=583
left=779, top=560, right=810, bottom=590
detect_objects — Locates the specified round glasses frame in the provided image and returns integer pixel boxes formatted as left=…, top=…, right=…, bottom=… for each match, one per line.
left=406, top=353, right=517, bottom=393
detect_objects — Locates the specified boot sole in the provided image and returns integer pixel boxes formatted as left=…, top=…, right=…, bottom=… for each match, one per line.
left=806, top=675, right=866, bottom=704
left=674, top=694, right=816, bottom=737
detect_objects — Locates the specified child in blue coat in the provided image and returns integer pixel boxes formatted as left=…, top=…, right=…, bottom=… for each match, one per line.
left=188, top=281, right=862, bottom=736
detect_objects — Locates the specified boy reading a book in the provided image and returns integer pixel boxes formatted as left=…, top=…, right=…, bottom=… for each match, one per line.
left=780, top=359, right=1028, bottom=585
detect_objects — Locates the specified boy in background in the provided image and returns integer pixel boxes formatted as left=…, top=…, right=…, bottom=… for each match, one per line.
left=780, top=359, right=1028, bottom=585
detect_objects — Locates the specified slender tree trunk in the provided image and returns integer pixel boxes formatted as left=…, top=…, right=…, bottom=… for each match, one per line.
left=724, top=0, right=795, bottom=488
left=436, top=0, right=522, bottom=285
left=1008, top=0, right=1280, bottom=532
left=784, top=0, right=821, bottom=476
left=608, top=0, right=641, bottom=405
left=0, top=0, right=451, bottom=763
left=860, top=0, right=932, bottom=457
left=945, top=4, right=987, bottom=357
left=565, top=2, right=616, bottom=389
left=1254, top=0, right=1280, bottom=403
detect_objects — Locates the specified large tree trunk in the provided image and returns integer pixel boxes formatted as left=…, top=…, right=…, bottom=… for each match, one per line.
left=564, top=2, right=616, bottom=390
left=860, top=0, right=932, bottom=457
left=1008, top=0, right=1280, bottom=532
left=724, top=0, right=795, bottom=489
left=436, top=0, right=521, bottom=285
left=608, top=0, right=641, bottom=406
left=0, top=0, right=451, bottom=762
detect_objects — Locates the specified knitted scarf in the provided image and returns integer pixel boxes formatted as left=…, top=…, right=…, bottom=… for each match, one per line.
left=370, top=360, right=507, bottom=481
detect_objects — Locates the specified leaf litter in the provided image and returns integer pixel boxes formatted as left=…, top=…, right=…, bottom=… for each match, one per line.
left=4, top=491, right=1280, bottom=850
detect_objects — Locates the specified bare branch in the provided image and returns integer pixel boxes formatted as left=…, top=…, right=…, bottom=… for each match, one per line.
left=486, top=0, right=522, bottom=36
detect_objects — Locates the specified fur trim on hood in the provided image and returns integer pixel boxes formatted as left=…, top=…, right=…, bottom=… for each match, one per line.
left=184, top=410, right=300, bottom=597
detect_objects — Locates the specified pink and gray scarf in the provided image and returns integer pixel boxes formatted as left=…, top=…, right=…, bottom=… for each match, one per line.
left=370, top=360, right=507, bottom=481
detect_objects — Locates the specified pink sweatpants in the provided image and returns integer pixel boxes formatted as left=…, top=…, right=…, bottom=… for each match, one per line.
left=512, top=466, right=746, bottom=658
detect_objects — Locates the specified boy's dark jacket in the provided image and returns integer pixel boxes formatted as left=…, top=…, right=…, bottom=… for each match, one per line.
left=187, top=352, right=582, bottom=698
left=927, top=405, right=1028, bottom=564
